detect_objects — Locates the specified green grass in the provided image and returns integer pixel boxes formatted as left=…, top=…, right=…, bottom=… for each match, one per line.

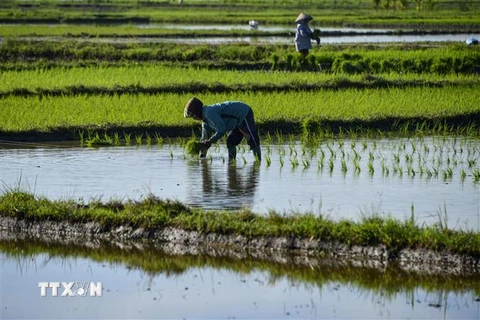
left=1, top=63, right=480, bottom=95
left=1, top=40, right=479, bottom=75
left=1, top=87, right=478, bottom=134
left=1, top=190, right=479, bottom=256
left=0, top=0, right=478, bottom=27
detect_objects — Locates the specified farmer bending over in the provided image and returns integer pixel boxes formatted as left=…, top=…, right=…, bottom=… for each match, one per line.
left=184, top=97, right=261, bottom=161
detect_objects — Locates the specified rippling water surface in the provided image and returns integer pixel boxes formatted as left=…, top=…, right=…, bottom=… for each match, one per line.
left=1, top=136, right=479, bottom=230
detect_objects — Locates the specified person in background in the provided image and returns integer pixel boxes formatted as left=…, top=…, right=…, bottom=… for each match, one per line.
left=184, top=97, right=261, bottom=161
left=295, top=12, right=320, bottom=59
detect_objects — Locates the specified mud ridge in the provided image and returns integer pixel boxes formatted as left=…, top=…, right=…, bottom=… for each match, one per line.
left=1, top=216, right=478, bottom=275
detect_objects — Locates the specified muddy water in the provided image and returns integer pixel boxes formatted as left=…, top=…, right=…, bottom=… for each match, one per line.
left=0, top=136, right=479, bottom=230
left=1, top=239, right=480, bottom=319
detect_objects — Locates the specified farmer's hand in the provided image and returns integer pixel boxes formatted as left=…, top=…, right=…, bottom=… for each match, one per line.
left=312, top=29, right=321, bottom=45
left=201, top=140, right=212, bottom=149
left=199, top=140, right=212, bottom=158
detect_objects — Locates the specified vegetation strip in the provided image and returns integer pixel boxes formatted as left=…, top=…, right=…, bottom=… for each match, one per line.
left=1, top=41, right=479, bottom=74
left=2, top=79, right=479, bottom=98
left=4, top=25, right=480, bottom=38
left=0, top=191, right=479, bottom=268
left=1, top=0, right=479, bottom=28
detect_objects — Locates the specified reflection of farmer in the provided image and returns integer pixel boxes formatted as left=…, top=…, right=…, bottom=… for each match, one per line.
left=200, top=160, right=259, bottom=210
left=184, top=97, right=261, bottom=161
left=295, top=12, right=320, bottom=59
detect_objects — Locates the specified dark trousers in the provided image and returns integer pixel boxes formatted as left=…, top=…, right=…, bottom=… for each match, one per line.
left=226, top=109, right=260, bottom=150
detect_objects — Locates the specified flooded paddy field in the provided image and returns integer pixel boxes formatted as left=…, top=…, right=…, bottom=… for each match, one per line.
left=1, top=238, right=480, bottom=319
left=1, top=135, right=479, bottom=231
left=16, top=33, right=478, bottom=45
left=3, top=23, right=477, bottom=44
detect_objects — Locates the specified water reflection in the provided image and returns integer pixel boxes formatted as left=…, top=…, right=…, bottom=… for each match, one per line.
left=1, top=237, right=480, bottom=319
left=186, top=159, right=259, bottom=210
left=34, top=33, right=476, bottom=44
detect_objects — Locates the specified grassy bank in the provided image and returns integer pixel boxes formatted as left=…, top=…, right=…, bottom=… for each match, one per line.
left=1, top=190, right=479, bottom=257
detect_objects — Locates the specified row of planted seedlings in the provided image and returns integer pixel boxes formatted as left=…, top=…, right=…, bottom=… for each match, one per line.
left=77, top=125, right=480, bottom=183
left=191, top=129, right=480, bottom=183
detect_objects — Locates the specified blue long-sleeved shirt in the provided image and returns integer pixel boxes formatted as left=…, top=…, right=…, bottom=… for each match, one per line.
left=201, top=101, right=251, bottom=143
left=295, top=22, right=313, bottom=51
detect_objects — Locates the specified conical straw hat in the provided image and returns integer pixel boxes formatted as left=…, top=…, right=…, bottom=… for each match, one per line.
left=295, top=12, right=313, bottom=23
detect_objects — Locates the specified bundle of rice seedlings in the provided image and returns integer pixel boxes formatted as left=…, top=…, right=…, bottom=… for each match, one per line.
left=185, top=139, right=204, bottom=156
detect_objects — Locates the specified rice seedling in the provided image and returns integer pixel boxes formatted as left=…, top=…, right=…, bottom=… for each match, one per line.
left=328, top=145, right=335, bottom=159
left=113, top=132, right=121, bottom=146
left=418, top=166, right=424, bottom=177
left=341, top=159, right=348, bottom=173
left=265, top=155, right=272, bottom=167
left=468, top=159, right=477, bottom=168
left=442, top=168, right=453, bottom=181
left=368, top=162, right=374, bottom=175
left=460, top=170, right=467, bottom=182
left=397, top=166, right=404, bottom=178
left=302, top=159, right=310, bottom=171
left=319, top=149, right=325, bottom=162
left=353, top=159, right=361, bottom=173
left=78, top=130, right=85, bottom=147
left=317, top=158, right=324, bottom=171
left=393, top=153, right=400, bottom=164
left=145, top=133, right=152, bottom=147
left=407, top=165, right=415, bottom=178
left=264, top=132, right=273, bottom=144
left=135, top=134, right=143, bottom=146
left=274, top=131, right=283, bottom=144
left=329, top=159, right=334, bottom=173
left=423, top=144, right=430, bottom=154
left=361, top=141, right=368, bottom=151
left=424, top=167, right=432, bottom=178
left=381, top=161, right=389, bottom=176
left=290, top=157, right=299, bottom=169
left=266, top=145, right=271, bottom=155
left=154, top=133, right=164, bottom=145
left=473, top=169, right=480, bottom=183
left=123, top=133, right=132, bottom=146
left=85, top=132, right=113, bottom=147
